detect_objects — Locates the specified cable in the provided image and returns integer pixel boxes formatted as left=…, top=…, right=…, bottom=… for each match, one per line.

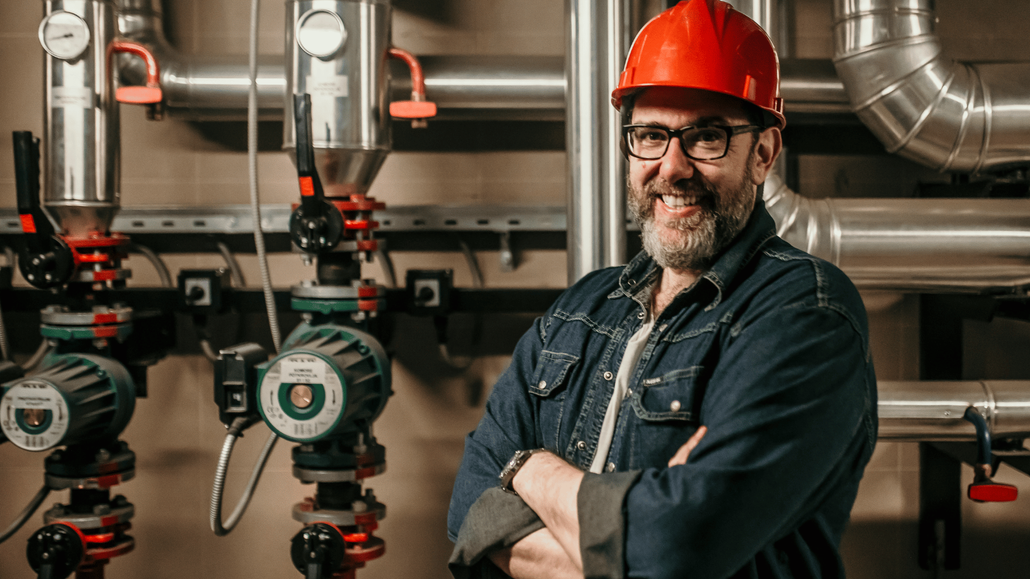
left=210, top=418, right=278, bottom=536
left=246, top=0, right=281, bottom=355
left=130, top=243, right=172, bottom=288
left=457, top=238, right=484, bottom=288
left=21, top=339, right=53, bottom=371
left=216, top=241, right=246, bottom=288
left=208, top=0, right=280, bottom=538
left=373, top=249, right=396, bottom=288
left=0, top=485, right=50, bottom=544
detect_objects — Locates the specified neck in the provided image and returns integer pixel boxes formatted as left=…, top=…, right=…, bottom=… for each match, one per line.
left=651, top=267, right=700, bottom=317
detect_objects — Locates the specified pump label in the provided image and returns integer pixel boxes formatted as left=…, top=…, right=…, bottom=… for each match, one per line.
left=0, top=382, right=69, bottom=451
left=52, top=86, right=94, bottom=109
left=306, top=75, right=349, bottom=98
left=259, top=353, right=344, bottom=442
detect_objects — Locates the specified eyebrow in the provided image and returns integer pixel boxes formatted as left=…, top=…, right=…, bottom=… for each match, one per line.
left=634, top=115, right=736, bottom=128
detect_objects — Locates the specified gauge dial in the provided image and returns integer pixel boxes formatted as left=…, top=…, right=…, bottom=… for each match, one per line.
left=296, top=9, right=347, bottom=59
left=39, top=11, right=91, bottom=61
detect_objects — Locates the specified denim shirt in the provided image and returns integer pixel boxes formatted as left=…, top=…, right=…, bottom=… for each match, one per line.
left=448, top=201, right=878, bottom=579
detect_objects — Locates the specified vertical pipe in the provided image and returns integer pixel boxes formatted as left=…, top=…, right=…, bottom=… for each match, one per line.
left=565, top=0, right=628, bottom=285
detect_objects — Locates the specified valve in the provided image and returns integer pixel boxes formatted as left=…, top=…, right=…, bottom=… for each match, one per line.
left=26, top=522, right=86, bottom=579
left=107, top=39, right=163, bottom=121
left=290, top=93, right=344, bottom=254
left=291, top=522, right=349, bottom=579
left=387, top=47, right=437, bottom=128
left=12, top=131, right=74, bottom=289
left=963, top=406, right=1018, bottom=502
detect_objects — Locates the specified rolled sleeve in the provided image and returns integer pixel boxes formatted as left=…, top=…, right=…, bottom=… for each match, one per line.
left=578, top=470, right=642, bottom=579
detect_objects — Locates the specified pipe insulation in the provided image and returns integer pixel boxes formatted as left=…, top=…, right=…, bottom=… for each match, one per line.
left=879, top=380, right=1030, bottom=441
left=833, top=0, right=1030, bottom=173
left=765, top=172, right=1030, bottom=292
left=116, top=1, right=845, bottom=121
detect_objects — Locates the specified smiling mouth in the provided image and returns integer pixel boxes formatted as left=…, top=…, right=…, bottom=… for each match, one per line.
left=659, top=194, right=698, bottom=209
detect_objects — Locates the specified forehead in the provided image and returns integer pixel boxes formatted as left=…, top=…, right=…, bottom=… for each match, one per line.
left=630, top=87, right=749, bottom=125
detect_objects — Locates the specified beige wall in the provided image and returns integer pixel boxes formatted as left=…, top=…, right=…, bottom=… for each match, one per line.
left=1, top=0, right=1030, bottom=578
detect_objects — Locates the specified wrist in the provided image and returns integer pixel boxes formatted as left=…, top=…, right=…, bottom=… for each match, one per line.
left=499, top=448, right=545, bottom=495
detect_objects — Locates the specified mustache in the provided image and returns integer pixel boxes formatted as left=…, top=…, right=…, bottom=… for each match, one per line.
left=642, top=177, right=718, bottom=209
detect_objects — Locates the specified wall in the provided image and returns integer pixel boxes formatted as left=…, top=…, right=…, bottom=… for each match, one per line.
left=1, top=0, right=1029, bottom=578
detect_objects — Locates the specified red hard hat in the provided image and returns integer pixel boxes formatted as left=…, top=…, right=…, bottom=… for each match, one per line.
left=612, top=0, right=785, bottom=129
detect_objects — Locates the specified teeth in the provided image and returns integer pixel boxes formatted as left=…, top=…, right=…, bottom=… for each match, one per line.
left=661, top=195, right=696, bottom=208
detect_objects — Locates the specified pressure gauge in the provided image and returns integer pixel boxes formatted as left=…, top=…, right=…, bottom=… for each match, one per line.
left=296, top=9, right=347, bottom=59
left=38, top=11, right=91, bottom=61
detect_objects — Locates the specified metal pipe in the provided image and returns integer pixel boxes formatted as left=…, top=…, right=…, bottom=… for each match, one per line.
left=833, top=0, right=1030, bottom=173
left=44, top=0, right=120, bottom=237
left=879, top=380, right=1030, bottom=441
left=765, top=173, right=1030, bottom=292
left=565, top=0, right=628, bottom=284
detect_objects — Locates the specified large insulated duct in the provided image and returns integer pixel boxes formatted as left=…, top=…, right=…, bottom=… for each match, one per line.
left=833, top=0, right=1030, bottom=173
left=765, top=173, right=1030, bottom=292
left=879, top=380, right=1030, bottom=441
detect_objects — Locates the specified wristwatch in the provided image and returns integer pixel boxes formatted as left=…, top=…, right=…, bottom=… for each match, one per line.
left=498, top=449, right=543, bottom=495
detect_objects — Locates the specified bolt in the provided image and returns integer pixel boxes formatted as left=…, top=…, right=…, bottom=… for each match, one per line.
left=352, top=500, right=367, bottom=513
left=96, top=369, right=107, bottom=378
left=95, top=449, right=110, bottom=462
left=41, top=552, right=49, bottom=560
left=93, top=504, right=111, bottom=515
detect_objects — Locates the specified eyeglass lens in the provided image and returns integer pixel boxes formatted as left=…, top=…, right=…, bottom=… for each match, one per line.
left=626, top=126, right=729, bottom=160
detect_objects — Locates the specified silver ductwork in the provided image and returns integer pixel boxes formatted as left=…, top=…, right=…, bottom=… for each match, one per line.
left=765, top=173, right=1030, bottom=292
left=833, top=0, right=1030, bottom=173
left=879, top=380, right=1030, bottom=441
left=565, top=0, right=629, bottom=283
left=44, top=0, right=120, bottom=237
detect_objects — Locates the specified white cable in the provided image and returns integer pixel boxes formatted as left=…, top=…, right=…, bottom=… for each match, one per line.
left=216, top=241, right=246, bottom=288
left=209, top=0, right=281, bottom=537
left=0, top=485, right=50, bottom=544
left=210, top=421, right=278, bottom=536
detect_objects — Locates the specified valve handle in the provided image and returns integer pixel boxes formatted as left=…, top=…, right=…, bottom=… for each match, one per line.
left=289, top=94, right=342, bottom=254
left=26, top=523, right=86, bottom=579
left=12, top=132, right=74, bottom=289
left=107, top=40, right=162, bottom=104
left=387, top=47, right=437, bottom=127
left=963, top=407, right=1019, bottom=502
left=291, top=522, right=348, bottom=578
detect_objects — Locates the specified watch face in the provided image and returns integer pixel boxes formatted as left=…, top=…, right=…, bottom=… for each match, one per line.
left=39, top=11, right=91, bottom=61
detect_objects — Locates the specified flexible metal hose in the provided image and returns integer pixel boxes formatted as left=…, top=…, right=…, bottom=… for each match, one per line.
left=209, top=0, right=280, bottom=537
left=0, top=485, right=50, bottom=544
left=210, top=419, right=278, bottom=536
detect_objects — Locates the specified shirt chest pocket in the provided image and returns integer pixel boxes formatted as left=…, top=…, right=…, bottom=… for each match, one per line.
left=528, top=350, right=579, bottom=450
left=630, top=366, right=703, bottom=422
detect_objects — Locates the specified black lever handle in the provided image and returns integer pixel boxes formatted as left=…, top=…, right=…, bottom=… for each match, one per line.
left=13, top=132, right=54, bottom=242
left=288, top=94, right=342, bottom=254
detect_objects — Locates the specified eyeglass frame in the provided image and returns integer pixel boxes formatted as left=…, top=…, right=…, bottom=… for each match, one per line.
left=621, top=123, right=763, bottom=161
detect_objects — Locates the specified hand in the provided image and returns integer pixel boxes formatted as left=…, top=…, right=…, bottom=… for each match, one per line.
left=667, top=426, right=707, bottom=467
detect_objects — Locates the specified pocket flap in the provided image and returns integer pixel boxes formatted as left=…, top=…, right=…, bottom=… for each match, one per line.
left=632, top=366, right=703, bottom=421
left=529, top=350, right=579, bottom=397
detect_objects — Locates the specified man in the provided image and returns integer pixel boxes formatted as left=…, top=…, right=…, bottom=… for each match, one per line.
left=448, top=1, right=877, bottom=578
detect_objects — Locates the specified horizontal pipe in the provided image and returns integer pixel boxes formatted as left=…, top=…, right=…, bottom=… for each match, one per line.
left=765, top=172, right=1030, bottom=292
left=879, top=380, right=1030, bottom=441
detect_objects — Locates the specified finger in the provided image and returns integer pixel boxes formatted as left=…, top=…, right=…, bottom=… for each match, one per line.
left=667, top=426, right=707, bottom=468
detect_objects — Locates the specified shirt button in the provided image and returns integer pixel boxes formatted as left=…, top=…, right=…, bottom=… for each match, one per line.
left=670, top=400, right=681, bottom=412
left=637, top=311, right=645, bottom=320
left=538, top=380, right=547, bottom=389
left=577, top=440, right=587, bottom=451
left=603, top=371, right=614, bottom=381
left=606, top=462, right=616, bottom=472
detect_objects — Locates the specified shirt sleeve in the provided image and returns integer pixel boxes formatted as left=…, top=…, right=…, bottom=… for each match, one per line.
left=448, top=316, right=549, bottom=544
left=578, top=301, right=876, bottom=579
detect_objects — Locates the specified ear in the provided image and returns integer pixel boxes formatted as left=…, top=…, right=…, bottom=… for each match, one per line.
left=749, top=127, right=782, bottom=185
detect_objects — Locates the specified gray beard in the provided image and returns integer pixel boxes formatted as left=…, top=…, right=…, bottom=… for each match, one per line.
left=628, top=161, right=756, bottom=272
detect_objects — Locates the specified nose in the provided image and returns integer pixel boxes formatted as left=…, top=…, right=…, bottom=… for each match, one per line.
left=656, top=136, right=695, bottom=183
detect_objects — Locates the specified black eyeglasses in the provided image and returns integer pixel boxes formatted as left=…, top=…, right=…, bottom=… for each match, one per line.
left=622, top=124, right=761, bottom=161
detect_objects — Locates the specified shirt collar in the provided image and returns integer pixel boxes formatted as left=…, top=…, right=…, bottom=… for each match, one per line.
left=614, top=200, right=778, bottom=310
